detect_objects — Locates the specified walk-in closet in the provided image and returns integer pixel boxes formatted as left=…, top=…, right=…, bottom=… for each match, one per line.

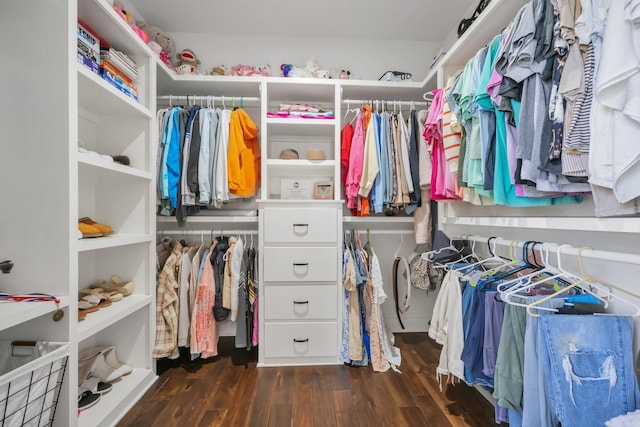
left=2, top=0, right=640, bottom=426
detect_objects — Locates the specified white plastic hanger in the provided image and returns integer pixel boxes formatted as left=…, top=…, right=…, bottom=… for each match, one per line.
left=526, top=247, right=640, bottom=317
left=421, top=235, right=461, bottom=261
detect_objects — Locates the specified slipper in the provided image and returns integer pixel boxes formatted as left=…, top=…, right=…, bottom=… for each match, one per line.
left=78, top=223, right=102, bottom=238
left=79, top=287, right=123, bottom=302
left=78, top=391, right=101, bottom=411
left=96, top=381, right=113, bottom=395
left=91, top=276, right=135, bottom=296
left=111, top=155, right=130, bottom=166
left=82, top=294, right=112, bottom=309
left=79, top=217, right=113, bottom=236
left=78, top=308, right=95, bottom=321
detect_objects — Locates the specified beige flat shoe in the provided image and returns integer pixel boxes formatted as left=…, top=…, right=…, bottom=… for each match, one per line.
left=90, top=276, right=135, bottom=296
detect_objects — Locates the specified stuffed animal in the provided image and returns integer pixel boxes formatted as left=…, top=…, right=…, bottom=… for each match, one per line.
left=230, top=64, right=255, bottom=76
left=255, top=64, right=271, bottom=76
left=281, top=64, right=294, bottom=77
left=339, top=69, right=351, bottom=79
left=136, top=22, right=175, bottom=69
left=113, top=3, right=148, bottom=43
left=284, top=58, right=331, bottom=78
left=315, top=69, right=332, bottom=79
left=209, top=65, right=227, bottom=76
left=174, top=49, right=201, bottom=75
left=230, top=64, right=271, bottom=76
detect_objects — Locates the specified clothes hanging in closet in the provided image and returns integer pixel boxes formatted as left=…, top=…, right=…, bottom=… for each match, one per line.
left=423, top=0, right=613, bottom=208
left=426, top=241, right=640, bottom=426
left=340, top=231, right=400, bottom=372
left=156, top=104, right=260, bottom=225
left=341, top=105, right=427, bottom=216
left=153, top=234, right=259, bottom=360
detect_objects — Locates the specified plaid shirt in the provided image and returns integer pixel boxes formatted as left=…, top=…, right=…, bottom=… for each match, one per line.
left=153, top=241, right=183, bottom=359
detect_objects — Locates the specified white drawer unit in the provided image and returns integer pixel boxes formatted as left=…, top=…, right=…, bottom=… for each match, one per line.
left=265, top=285, right=338, bottom=320
left=263, top=208, right=338, bottom=243
left=263, top=322, right=338, bottom=358
left=263, top=247, right=338, bottom=282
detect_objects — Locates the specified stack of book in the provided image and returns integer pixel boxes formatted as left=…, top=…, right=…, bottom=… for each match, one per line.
left=100, top=47, right=139, bottom=101
left=77, top=22, right=100, bottom=74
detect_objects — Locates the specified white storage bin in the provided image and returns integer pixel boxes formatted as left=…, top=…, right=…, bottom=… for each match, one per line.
left=0, top=341, right=70, bottom=427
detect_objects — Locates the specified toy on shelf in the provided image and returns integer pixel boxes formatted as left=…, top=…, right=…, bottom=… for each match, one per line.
left=281, top=57, right=332, bottom=79
left=174, top=49, right=201, bottom=75
left=339, top=69, right=351, bottom=79
left=209, top=65, right=227, bottom=76
left=112, top=2, right=148, bottom=44
left=137, top=22, right=175, bottom=70
left=230, top=64, right=271, bottom=76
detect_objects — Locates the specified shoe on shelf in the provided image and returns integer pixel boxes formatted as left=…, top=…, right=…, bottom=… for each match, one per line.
left=79, top=287, right=124, bottom=302
left=79, top=376, right=113, bottom=396
left=111, top=155, right=130, bottom=166
left=80, top=294, right=112, bottom=310
left=90, top=275, right=135, bottom=296
left=79, top=217, right=114, bottom=236
left=78, top=390, right=101, bottom=411
left=78, top=223, right=102, bottom=238
left=79, top=346, right=133, bottom=385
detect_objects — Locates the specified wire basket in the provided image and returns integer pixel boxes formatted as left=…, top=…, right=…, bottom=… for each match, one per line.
left=0, top=341, right=70, bottom=427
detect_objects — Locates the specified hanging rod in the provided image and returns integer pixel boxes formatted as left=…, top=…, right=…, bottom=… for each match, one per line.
left=450, top=234, right=640, bottom=268
left=349, top=229, right=416, bottom=235
left=159, top=230, right=259, bottom=235
left=342, top=98, right=429, bottom=106
left=157, top=95, right=260, bottom=104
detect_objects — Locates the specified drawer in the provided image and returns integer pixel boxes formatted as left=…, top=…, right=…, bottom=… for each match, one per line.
left=264, top=322, right=338, bottom=358
left=265, top=285, right=337, bottom=320
left=263, top=208, right=337, bottom=243
left=263, top=247, right=337, bottom=282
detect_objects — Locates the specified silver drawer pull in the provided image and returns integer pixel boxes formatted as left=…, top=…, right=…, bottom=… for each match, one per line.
left=293, top=338, right=309, bottom=343
left=293, top=262, right=309, bottom=267
left=292, top=223, right=309, bottom=236
left=293, top=300, right=309, bottom=305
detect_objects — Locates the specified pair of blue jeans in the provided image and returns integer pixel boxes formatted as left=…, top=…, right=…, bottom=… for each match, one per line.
left=538, top=315, right=640, bottom=427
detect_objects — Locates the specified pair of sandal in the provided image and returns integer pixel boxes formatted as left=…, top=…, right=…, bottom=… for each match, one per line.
left=78, top=293, right=113, bottom=321
left=78, top=378, right=112, bottom=411
left=77, top=275, right=135, bottom=320
left=78, top=217, right=113, bottom=238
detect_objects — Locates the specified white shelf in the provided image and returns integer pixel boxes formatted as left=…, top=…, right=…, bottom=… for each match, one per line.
left=78, top=368, right=156, bottom=427
left=156, top=68, right=263, bottom=97
left=258, top=199, right=342, bottom=205
left=78, top=295, right=152, bottom=341
left=0, top=297, right=70, bottom=331
left=77, top=0, right=154, bottom=58
left=441, top=216, right=640, bottom=234
left=77, top=65, right=152, bottom=119
left=157, top=215, right=257, bottom=223
left=343, top=216, right=414, bottom=223
left=266, top=159, right=336, bottom=168
left=77, top=234, right=153, bottom=252
left=435, top=0, right=528, bottom=71
left=78, top=156, right=152, bottom=180
left=339, top=79, right=424, bottom=101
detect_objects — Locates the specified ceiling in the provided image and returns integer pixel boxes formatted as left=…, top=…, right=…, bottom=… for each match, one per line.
left=130, top=0, right=477, bottom=42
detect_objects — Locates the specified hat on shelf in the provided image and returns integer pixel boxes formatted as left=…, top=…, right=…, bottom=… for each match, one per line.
left=306, top=149, right=326, bottom=161
left=279, top=148, right=299, bottom=160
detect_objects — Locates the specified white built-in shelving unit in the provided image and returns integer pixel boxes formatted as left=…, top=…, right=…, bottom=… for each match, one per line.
left=1, top=0, right=157, bottom=425
left=4, top=0, right=638, bottom=424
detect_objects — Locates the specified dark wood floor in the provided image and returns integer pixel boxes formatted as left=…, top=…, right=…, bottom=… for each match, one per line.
left=117, top=333, right=503, bottom=427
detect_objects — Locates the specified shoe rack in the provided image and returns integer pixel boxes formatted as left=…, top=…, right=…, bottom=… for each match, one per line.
left=0, top=0, right=157, bottom=426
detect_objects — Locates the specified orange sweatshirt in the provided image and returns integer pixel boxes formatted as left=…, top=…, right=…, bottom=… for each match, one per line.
left=228, top=108, right=260, bottom=197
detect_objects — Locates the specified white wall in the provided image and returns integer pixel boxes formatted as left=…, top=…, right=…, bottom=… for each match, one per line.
left=167, top=32, right=439, bottom=81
